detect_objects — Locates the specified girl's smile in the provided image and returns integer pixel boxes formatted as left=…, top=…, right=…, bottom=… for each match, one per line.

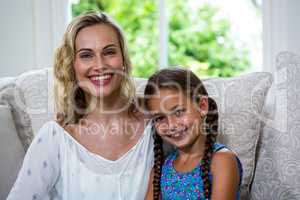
left=148, top=88, right=208, bottom=152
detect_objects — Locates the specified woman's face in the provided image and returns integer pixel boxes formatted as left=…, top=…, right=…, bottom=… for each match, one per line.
left=147, top=88, right=208, bottom=150
left=74, top=24, right=124, bottom=99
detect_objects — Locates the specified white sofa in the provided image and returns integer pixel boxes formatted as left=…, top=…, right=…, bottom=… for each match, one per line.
left=1, top=51, right=299, bottom=200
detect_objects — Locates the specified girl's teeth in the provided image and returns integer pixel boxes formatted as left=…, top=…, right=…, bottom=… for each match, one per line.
left=169, top=133, right=181, bottom=138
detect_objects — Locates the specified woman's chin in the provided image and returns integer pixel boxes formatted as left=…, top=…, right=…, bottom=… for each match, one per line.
left=81, top=82, right=120, bottom=99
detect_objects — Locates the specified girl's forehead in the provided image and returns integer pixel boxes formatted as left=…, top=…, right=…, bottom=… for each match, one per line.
left=147, top=89, right=190, bottom=113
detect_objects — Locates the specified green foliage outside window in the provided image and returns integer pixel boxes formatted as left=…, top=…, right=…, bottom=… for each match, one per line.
left=72, top=0, right=250, bottom=78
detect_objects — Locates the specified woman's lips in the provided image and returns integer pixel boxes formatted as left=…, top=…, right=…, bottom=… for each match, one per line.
left=89, top=73, right=113, bottom=87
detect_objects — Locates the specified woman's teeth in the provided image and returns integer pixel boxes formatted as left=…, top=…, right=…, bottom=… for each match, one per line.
left=90, top=74, right=112, bottom=81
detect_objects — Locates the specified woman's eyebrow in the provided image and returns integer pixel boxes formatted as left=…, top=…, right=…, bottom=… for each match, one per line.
left=103, top=44, right=117, bottom=50
left=75, top=48, right=93, bottom=54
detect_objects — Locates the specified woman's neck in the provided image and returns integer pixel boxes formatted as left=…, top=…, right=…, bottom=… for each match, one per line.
left=84, top=91, right=132, bottom=122
left=92, top=100, right=128, bottom=118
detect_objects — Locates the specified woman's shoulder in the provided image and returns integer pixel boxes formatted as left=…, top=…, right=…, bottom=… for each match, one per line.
left=36, top=120, right=66, bottom=139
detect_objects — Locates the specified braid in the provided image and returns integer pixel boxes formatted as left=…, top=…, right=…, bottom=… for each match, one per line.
left=143, top=68, right=220, bottom=199
left=153, top=131, right=164, bottom=200
left=200, top=97, right=218, bottom=199
left=200, top=133, right=216, bottom=198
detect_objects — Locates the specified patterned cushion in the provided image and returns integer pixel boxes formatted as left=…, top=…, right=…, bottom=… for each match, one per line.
left=204, top=72, right=273, bottom=199
left=0, top=77, right=33, bottom=151
left=251, top=51, right=300, bottom=199
left=14, top=68, right=54, bottom=135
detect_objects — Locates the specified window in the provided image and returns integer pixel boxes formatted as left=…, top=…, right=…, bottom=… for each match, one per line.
left=70, top=0, right=262, bottom=78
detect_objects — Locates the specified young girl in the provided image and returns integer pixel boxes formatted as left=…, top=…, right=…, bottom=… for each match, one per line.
left=144, top=68, right=243, bottom=200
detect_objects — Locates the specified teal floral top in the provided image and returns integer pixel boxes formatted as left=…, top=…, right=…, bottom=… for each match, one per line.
left=160, top=143, right=243, bottom=200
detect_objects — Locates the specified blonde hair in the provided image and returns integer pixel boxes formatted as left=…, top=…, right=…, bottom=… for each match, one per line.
left=53, top=11, right=135, bottom=126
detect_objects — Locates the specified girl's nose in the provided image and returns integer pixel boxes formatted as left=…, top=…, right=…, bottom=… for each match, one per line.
left=167, top=116, right=178, bottom=133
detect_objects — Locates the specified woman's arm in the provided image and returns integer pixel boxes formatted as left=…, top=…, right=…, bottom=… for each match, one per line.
left=7, top=122, right=60, bottom=200
left=210, top=151, right=240, bottom=200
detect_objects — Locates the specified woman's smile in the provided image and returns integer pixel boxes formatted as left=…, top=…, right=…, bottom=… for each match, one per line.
left=89, top=72, right=114, bottom=87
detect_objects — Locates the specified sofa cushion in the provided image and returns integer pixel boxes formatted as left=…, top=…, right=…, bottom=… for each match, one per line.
left=14, top=68, right=54, bottom=135
left=0, top=78, right=33, bottom=151
left=251, top=51, right=300, bottom=199
left=12, top=68, right=272, bottom=199
left=204, top=72, right=272, bottom=199
left=0, top=105, right=25, bottom=199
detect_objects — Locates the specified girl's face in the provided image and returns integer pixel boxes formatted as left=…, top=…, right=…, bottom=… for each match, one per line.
left=148, top=88, right=208, bottom=150
left=74, top=24, right=124, bottom=98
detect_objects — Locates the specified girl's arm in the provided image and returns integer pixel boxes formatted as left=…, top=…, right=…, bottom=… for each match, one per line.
left=210, top=151, right=240, bottom=200
left=7, top=122, right=60, bottom=200
left=145, top=168, right=154, bottom=200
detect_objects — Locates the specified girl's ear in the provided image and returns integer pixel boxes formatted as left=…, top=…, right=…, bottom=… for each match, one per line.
left=199, top=96, right=209, bottom=117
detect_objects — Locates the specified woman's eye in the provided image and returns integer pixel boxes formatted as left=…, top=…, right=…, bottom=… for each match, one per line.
left=79, top=53, right=93, bottom=59
left=103, top=49, right=116, bottom=56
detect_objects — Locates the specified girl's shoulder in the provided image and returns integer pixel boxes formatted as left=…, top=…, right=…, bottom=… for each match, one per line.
left=212, top=143, right=241, bottom=169
left=213, top=143, right=230, bottom=152
left=212, top=143, right=243, bottom=186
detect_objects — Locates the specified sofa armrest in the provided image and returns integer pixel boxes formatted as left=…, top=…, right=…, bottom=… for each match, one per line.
left=0, top=105, right=25, bottom=199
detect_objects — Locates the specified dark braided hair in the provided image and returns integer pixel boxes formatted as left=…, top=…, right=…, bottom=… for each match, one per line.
left=152, top=129, right=164, bottom=199
left=144, top=68, right=219, bottom=199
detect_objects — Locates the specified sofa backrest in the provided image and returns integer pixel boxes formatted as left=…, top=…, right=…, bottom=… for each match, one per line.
left=0, top=67, right=273, bottom=199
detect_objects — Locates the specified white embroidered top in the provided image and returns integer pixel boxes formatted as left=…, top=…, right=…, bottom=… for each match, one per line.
left=7, top=121, right=154, bottom=200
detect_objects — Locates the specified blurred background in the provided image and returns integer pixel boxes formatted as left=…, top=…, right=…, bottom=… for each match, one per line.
left=1, top=0, right=299, bottom=79
left=71, top=0, right=262, bottom=78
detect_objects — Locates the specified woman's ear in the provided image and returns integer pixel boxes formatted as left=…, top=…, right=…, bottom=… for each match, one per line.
left=199, top=96, right=209, bottom=117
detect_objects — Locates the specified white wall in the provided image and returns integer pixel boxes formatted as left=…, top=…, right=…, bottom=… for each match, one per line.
left=0, top=0, right=70, bottom=77
left=263, top=0, right=300, bottom=72
left=0, top=0, right=35, bottom=77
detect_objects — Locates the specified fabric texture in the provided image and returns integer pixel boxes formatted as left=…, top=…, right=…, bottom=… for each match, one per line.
left=203, top=72, right=273, bottom=199
left=0, top=77, right=33, bottom=151
left=250, top=51, right=300, bottom=199
left=0, top=105, right=25, bottom=199
left=14, top=68, right=54, bottom=135
left=160, top=143, right=243, bottom=200
left=8, top=121, right=154, bottom=200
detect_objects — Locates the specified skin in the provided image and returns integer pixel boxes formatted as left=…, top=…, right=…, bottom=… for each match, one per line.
left=64, top=24, right=147, bottom=162
left=74, top=24, right=124, bottom=100
left=145, top=88, right=240, bottom=200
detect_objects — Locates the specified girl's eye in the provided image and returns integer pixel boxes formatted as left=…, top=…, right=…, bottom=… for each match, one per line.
left=174, top=108, right=185, bottom=117
left=153, top=116, right=165, bottom=123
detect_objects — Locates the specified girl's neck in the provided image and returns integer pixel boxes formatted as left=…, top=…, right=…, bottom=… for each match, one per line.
left=177, top=134, right=207, bottom=162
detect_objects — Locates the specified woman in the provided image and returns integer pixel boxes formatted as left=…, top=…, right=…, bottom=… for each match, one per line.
left=7, top=11, right=153, bottom=200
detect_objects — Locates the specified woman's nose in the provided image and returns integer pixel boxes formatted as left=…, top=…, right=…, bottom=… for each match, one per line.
left=93, top=55, right=107, bottom=70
